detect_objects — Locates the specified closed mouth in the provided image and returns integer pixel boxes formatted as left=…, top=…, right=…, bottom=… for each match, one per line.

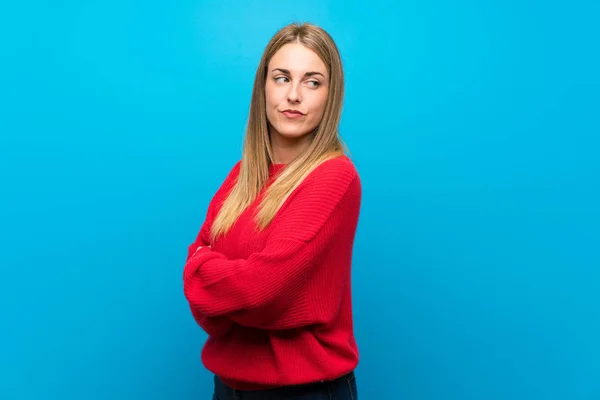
left=281, top=109, right=304, bottom=115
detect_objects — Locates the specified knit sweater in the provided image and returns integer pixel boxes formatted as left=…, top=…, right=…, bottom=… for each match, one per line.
left=182, top=155, right=362, bottom=390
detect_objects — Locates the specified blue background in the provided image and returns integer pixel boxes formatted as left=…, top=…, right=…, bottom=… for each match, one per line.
left=1, top=1, right=598, bottom=399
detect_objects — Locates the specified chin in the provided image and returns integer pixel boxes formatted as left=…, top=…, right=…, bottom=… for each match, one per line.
left=273, top=126, right=312, bottom=140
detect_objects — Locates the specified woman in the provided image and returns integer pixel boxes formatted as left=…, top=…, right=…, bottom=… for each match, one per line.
left=183, top=22, right=361, bottom=399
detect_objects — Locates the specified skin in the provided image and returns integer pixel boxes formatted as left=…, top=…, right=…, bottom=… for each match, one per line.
left=264, top=42, right=329, bottom=165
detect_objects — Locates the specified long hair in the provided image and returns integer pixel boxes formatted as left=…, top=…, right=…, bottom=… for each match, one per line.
left=210, top=22, right=348, bottom=240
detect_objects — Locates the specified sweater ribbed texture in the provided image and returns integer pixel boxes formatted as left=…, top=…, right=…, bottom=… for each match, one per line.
left=183, top=155, right=362, bottom=390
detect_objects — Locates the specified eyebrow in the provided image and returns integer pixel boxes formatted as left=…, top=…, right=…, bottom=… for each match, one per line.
left=272, top=68, right=326, bottom=78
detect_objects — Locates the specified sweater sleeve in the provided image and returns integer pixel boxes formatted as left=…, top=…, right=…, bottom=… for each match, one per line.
left=184, top=218, right=235, bottom=338
left=183, top=161, right=241, bottom=337
left=182, top=158, right=361, bottom=328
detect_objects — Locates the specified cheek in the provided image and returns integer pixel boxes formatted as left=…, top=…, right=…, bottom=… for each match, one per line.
left=265, top=85, right=283, bottom=108
left=264, top=92, right=282, bottom=127
left=310, top=93, right=328, bottom=118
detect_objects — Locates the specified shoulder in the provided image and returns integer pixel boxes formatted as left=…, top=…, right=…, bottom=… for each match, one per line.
left=209, top=160, right=242, bottom=203
left=274, top=155, right=361, bottom=242
left=304, top=155, right=360, bottom=191
left=218, top=159, right=243, bottom=189
left=287, top=155, right=361, bottom=210
left=315, top=154, right=357, bottom=175
left=225, top=159, right=243, bottom=181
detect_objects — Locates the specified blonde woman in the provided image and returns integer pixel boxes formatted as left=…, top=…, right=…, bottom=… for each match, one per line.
left=183, top=22, right=361, bottom=400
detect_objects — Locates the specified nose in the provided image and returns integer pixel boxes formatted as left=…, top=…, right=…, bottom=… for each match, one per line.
left=287, top=83, right=301, bottom=104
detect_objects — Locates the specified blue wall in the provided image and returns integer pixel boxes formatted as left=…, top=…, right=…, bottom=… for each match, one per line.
left=1, top=1, right=598, bottom=399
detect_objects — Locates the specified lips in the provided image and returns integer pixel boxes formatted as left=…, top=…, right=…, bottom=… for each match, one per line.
left=282, top=109, right=304, bottom=115
left=281, top=109, right=305, bottom=119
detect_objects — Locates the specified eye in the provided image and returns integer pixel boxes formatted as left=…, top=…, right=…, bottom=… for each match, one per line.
left=274, top=76, right=289, bottom=83
left=306, top=80, right=321, bottom=88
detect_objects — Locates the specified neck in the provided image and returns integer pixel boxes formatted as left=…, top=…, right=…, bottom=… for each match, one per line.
left=269, top=131, right=312, bottom=164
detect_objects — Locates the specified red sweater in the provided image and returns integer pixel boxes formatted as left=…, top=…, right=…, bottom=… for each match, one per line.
left=182, top=155, right=362, bottom=390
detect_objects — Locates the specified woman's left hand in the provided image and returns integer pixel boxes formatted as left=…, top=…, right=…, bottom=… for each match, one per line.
left=194, top=245, right=211, bottom=254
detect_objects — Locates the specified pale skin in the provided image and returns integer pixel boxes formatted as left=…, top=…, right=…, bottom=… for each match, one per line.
left=194, top=43, right=329, bottom=255
left=265, top=42, right=330, bottom=165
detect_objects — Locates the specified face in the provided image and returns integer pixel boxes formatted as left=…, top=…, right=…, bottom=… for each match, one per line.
left=265, top=43, right=329, bottom=143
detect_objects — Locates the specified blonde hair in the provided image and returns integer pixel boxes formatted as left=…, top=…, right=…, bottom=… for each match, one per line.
left=210, top=22, right=348, bottom=240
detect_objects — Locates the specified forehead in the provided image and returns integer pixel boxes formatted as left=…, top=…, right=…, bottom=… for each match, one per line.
left=268, top=43, right=327, bottom=76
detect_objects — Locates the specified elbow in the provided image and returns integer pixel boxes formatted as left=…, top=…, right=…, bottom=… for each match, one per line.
left=187, top=296, right=223, bottom=318
left=183, top=280, right=215, bottom=317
